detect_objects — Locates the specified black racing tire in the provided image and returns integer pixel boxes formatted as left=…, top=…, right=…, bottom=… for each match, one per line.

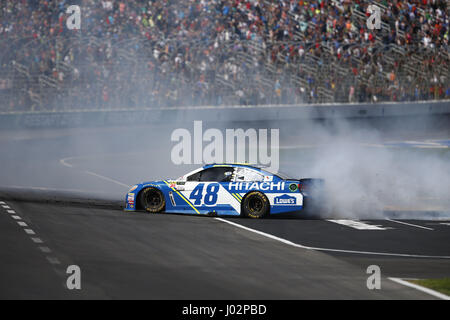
left=139, top=187, right=165, bottom=213
left=242, top=191, right=269, bottom=219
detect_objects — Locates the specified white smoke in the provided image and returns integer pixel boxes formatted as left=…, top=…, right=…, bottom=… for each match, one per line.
left=289, top=118, right=450, bottom=219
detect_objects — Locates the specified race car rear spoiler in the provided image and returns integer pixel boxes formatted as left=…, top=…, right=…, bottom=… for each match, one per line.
left=298, top=178, right=325, bottom=196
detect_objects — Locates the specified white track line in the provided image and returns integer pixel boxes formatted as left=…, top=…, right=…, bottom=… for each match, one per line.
left=39, top=247, right=52, bottom=253
left=60, top=156, right=130, bottom=188
left=215, top=217, right=310, bottom=249
left=59, top=158, right=73, bottom=168
left=46, top=257, right=61, bottom=265
left=327, top=219, right=388, bottom=230
left=85, top=171, right=130, bottom=188
left=6, top=185, right=91, bottom=193
left=3, top=185, right=114, bottom=195
left=389, top=278, right=450, bottom=300
left=215, top=218, right=450, bottom=259
left=2, top=205, right=11, bottom=209
left=60, top=152, right=148, bottom=169
left=4, top=202, right=63, bottom=270
left=24, top=229, right=36, bottom=235
left=386, top=219, right=434, bottom=231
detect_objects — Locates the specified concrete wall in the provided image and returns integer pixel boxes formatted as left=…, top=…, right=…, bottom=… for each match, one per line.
left=0, top=100, right=449, bottom=129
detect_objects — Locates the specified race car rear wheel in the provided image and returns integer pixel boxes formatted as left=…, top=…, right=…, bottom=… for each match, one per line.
left=139, top=187, right=165, bottom=213
left=242, top=191, right=269, bottom=219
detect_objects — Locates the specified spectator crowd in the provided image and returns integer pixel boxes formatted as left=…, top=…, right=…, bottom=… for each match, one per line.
left=0, top=0, right=449, bottom=111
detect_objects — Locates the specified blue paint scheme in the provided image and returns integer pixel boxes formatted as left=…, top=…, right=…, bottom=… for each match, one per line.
left=124, top=164, right=304, bottom=216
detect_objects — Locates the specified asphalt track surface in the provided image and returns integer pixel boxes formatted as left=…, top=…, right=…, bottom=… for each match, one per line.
left=1, top=124, right=450, bottom=299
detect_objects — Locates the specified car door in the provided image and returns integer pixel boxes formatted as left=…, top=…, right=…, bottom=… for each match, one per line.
left=181, top=167, right=235, bottom=213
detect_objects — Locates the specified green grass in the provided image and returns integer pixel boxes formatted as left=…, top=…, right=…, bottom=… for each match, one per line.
left=409, top=278, right=450, bottom=296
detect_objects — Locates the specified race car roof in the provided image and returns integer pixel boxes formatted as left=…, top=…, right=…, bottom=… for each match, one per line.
left=203, top=163, right=261, bottom=170
left=203, top=163, right=292, bottom=180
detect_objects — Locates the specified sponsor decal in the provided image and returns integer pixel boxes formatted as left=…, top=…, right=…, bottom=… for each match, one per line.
left=127, top=193, right=135, bottom=204
left=128, top=185, right=138, bottom=192
left=228, top=182, right=285, bottom=191
left=169, top=181, right=185, bottom=189
left=264, top=175, right=273, bottom=182
left=274, top=194, right=297, bottom=205
left=289, top=183, right=298, bottom=192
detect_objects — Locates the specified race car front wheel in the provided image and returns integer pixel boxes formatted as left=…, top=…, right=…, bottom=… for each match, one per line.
left=139, top=187, right=165, bottom=213
left=242, top=191, right=269, bottom=219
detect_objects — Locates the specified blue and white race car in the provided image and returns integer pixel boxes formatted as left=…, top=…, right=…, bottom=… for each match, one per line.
left=125, top=164, right=323, bottom=218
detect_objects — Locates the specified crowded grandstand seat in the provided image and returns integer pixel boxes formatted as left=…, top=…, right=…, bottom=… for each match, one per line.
left=0, top=0, right=448, bottom=111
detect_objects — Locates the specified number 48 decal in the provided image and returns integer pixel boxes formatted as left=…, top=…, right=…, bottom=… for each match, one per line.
left=189, top=183, right=219, bottom=206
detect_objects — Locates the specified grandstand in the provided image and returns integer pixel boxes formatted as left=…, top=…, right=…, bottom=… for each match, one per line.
left=0, top=0, right=448, bottom=112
